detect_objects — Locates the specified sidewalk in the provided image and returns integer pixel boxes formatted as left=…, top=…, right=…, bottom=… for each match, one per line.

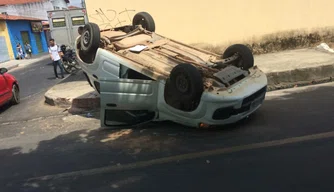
left=0, top=53, right=51, bottom=71
left=45, top=47, right=334, bottom=114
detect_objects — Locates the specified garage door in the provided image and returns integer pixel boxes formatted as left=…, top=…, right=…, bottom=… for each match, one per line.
left=0, top=36, right=10, bottom=63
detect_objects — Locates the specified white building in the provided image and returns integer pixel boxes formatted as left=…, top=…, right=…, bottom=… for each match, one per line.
left=0, top=0, right=70, bottom=20
left=50, top=0, right=70, bottom=10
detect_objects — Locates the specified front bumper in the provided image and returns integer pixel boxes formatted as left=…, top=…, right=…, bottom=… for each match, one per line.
left=157, top=68, right=268, bottom=127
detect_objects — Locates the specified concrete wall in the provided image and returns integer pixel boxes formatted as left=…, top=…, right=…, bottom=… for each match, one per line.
left=6, top=20, right=48, bottom=58
left=85, top=0, right=334, bottom=45
left=0, top=21, right=14, bottom=60
left=0, top=1, right=54, bottom=20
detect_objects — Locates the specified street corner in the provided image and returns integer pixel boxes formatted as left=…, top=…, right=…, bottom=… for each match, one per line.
left=44, top=77, right=100, bottom=111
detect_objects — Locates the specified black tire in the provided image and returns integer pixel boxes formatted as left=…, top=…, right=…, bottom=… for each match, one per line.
left=222, top=44, right=254, bottom=70
left=80, top=22, right=100, bottom=54
left=132, top=12, right=155, bottom=32
left=11, top=84, right=20, bottom=105
left=165, top=64, right=203, bottom=111
left=62, top=61, right=74, bottom=74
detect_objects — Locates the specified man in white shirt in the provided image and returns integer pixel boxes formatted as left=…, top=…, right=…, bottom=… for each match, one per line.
left=48, top=39, right=64, bottom=79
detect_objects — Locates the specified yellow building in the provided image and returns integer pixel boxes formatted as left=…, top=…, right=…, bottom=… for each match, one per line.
left=0, top=20, right=14, bottom=62
left=85, top=0, right=334, bottom=49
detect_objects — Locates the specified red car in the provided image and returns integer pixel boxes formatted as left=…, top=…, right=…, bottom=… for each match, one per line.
left=0, top=67, right=20, bottom=107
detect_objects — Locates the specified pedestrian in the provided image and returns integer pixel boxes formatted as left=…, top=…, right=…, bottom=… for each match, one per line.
left=48, top=39, right=64, bottom=79
left=24, top=42, right=32, bottom=59
left=16, top=43, right=24, bottom=60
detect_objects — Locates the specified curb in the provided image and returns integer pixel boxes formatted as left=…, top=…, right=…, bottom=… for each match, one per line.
left=45, top=64, right=334, bottom=113
left=266, top=64, right=334, bottom=91
left=6, top=64, right=19, bottom=71
left=7, top=56, right=51, bottom=71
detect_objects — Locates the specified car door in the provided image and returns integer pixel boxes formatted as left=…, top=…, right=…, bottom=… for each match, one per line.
left=99, top=63, right=159, bottom=128
left=0, top=74, right=10, bottom=105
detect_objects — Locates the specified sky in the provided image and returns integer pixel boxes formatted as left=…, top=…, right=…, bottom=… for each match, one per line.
left=69, top=0, right=82, bottom=7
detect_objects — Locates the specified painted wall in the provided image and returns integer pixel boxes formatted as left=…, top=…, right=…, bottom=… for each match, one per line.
left=51, top=0, right=69, bottom=10
left=0, top=1, right=54, bottom=20
left=6, top=20, right=48, bottom=58
left=0, top=21, right=14, bottom=60
left=85, top=0, right=334, bottom=45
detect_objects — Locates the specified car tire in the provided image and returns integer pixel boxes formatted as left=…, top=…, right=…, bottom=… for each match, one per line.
left=165, top=63, right=203, bottom=111
left=222, top=44, right=254, bottom=70
left=80, top=22, right=100, bottom=54
left=132, top=12, right=156, bottom=32
left=11, top=84, right=20, bottom=105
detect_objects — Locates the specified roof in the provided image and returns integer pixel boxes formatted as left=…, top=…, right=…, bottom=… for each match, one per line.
left=0, top=0, right=45, bottom=6
left=0, top=14, right=45, bottom=21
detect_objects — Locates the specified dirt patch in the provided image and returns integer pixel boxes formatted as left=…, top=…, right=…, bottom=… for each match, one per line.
left=193, top=27, right=334, bottom=55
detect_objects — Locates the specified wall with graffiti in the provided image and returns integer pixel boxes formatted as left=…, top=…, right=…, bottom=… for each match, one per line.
left=85, top=0, right=334, bottom=46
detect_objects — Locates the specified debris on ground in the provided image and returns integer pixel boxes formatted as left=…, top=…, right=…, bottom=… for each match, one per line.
left=316, top=43, right=334, bottom=53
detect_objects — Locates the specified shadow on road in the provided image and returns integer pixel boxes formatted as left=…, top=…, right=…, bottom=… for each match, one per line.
left=0, top=84, right=333, bottom=191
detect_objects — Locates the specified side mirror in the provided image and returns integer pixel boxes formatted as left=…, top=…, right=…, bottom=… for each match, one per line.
left=0, top=68, right=8, bottom=75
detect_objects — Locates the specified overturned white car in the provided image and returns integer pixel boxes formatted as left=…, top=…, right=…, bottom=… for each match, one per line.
left=75, top=12, right=268, bottom=128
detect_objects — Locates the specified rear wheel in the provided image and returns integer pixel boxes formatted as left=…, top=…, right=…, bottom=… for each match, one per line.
left=132, top=12, right=156, bottom=32
left=222, top=44, right=254, bottom=70
left=11, top=84, right=20, bottom=105
left=80, top=22, right=100, bottom=55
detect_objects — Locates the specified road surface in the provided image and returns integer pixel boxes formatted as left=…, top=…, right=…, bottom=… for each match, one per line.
left=0, top=64, right=333, bottom=192
left=0, top=60, right=73, bottom=123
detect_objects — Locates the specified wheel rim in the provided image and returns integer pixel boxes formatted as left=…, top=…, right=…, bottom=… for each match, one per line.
left=175, top=74, right=189, bottom=93
left=63, top=62, right=74, bottom=73
left=13, top=86, right=19, bottom=102
left=139, top=19, right=148, bottom=29
left=83, top=30, right=90, bottom=46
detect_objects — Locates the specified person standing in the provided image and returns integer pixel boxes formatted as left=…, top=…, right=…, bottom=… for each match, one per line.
left=48, top=39, right=64, bottom=79
left=16, top=43, right=24, bottom=60
left=24, top=42, right=32, bottom=59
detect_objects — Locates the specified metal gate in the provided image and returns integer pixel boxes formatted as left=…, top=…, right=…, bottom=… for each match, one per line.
left=0, top=36, right=10, bottom=63
left=34, top=33, right=43, bottom=53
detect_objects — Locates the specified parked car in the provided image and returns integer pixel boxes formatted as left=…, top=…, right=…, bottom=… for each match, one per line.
left=0, top=68, right=20, bottom=107
left=75, top=12, right=268, bottom=128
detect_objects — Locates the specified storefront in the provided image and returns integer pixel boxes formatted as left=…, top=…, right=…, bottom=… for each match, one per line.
left=6, top=19, right=48, bottom=59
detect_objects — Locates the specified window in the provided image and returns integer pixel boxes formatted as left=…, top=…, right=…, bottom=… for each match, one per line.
left=54, top=6, right=60, bottom=10
left=71, top=16, right=85, bottom=26
left=52, top=18, right=66, bottom=28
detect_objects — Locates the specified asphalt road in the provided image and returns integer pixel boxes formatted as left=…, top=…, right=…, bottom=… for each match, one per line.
left=0, top=69, right=333, bottom=192
left=0, top=60, right=71, bottom=123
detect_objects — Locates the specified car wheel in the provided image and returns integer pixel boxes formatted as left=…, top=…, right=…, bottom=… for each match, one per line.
left=165, top=63, right=203, bottom=112
left=132, top=12, right=155, bottom=32
left=11, top=84, right=20, bottom=105
left=222, top=44, right=254, bottom=70
left=80, top=22, right=100, bottom=55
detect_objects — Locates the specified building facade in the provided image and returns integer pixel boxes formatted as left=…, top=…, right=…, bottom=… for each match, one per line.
left=50, top=0, right=70, bottom=10
left=0, top=0, right=70, bottom=20
left=0, top=15, right=49, bottom=61
left=0, top=20, right=14, bottom=63
left=6, top=19, right=48, bottom=57
left=0, top=0, right=69, bottom=63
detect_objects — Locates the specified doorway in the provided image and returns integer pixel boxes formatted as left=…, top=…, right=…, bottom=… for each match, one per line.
left=20, top=31, right=31, bottom=53
left=34, top=33, right=43, bottom=53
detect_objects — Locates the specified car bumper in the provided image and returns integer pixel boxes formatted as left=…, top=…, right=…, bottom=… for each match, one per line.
left=157, top=68, right=268, bottom=128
